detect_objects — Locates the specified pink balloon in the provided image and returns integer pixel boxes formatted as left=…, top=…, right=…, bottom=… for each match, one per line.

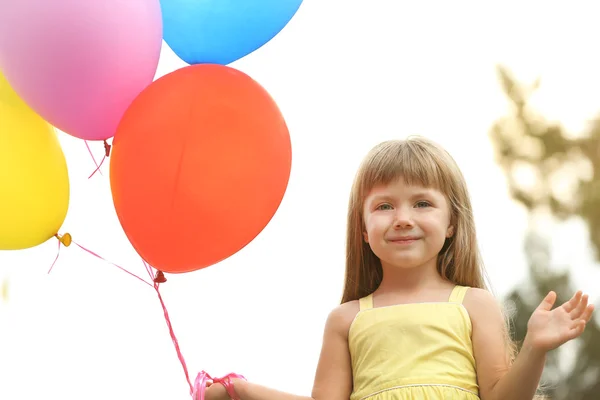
left=0, top=0, right=162, bottom=141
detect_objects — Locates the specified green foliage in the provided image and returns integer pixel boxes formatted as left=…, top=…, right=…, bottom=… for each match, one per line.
left=490, top=65, right=600, bottom=400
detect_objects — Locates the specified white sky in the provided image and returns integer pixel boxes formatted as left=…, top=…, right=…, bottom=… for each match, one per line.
left=2, top=1, right=600, bottom=399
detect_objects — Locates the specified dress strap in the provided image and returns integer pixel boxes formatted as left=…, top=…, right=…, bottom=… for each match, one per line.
left=448, top=285, right=469, bottom=304
left=359, top=293, right=373, bottom=310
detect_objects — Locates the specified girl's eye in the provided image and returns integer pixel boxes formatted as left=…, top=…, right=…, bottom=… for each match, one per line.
left=377, top=203, right=393, bottom=211
left=415, top=201, right=431, bottom=208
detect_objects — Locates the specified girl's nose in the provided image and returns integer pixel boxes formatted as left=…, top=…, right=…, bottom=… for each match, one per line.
left=393, top=208, right=414, bottom=228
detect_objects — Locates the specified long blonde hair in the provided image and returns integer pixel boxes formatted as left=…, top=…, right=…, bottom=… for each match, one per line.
left=340, top=137, right=541, bottom=393
left=341, top=136, right=487, bottom=303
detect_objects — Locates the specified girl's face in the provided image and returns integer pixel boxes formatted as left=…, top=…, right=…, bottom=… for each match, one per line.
left=362, top=177, right=454, bottom=272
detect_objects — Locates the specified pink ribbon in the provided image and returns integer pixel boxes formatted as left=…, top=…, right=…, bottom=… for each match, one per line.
left=193, top=371, right=246, bottom=400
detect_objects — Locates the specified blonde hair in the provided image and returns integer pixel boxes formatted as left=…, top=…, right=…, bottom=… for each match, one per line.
left=340, top=136, right=544, bottom=395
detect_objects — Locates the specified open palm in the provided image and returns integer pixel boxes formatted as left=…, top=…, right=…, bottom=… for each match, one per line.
left=526, top=290, right=595, bottom=352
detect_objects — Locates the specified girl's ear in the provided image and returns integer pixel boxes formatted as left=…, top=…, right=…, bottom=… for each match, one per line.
left=363, top=231, right=369, bottom=243
left=446, top=225, right=454, bottom=238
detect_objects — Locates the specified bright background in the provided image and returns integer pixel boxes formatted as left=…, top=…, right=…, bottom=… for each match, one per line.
left=1, top=1, right=600, bottom=399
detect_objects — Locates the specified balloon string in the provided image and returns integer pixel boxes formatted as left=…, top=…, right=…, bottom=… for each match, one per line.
left=47, top=238, right=63, bottom=274
left=153, top=280, right=194, bottom=395
left=84, top=141, right=104, bottom=178
left=47, top=236, right=246, bottom=399
left=85, top=140, right=111, bottom=179
left=142, top=259, right=155, bottom=281
left=47, top=235, right=152, bottom=287
left=73, top=242, right=152, bottom=286
left=88, top=156, right=107, bottom=179
left=47, top=238, right=194, bottom=392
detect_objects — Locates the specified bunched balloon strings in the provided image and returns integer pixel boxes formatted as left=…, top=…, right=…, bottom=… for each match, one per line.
left=48, top=236, right=246, bottom=398
left=152, top=271, right=247, bottom=399
left=153, top=272, right=194, bottom=394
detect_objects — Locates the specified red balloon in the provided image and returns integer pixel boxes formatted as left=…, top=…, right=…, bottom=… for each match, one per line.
left=109, top=64, right=292, bottom=273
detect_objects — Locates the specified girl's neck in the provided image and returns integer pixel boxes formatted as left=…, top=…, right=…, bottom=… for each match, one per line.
left=376, top=256, right=450, bottom=296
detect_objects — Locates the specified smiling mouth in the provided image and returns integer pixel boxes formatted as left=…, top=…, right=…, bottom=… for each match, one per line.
left=388, top=238, right=419, bottom=244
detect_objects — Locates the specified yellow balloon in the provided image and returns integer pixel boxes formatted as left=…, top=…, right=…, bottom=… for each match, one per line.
left=0, top=73, right=69, bottom=250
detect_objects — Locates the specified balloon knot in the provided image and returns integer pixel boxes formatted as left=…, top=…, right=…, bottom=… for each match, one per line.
left=193, top=371, right=245, bottom=400
left=104, top=140, right=111, bottom=157
left=55, top=233, right=72, bottom=247
left=154, top=270, right=167, bottom=284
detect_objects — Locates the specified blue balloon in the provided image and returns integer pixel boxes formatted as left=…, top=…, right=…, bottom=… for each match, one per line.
left=160, top=0, right=303, bottom=65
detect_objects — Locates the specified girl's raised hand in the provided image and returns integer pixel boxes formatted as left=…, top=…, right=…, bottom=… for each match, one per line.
left=526, top=290, right=595, bottom=353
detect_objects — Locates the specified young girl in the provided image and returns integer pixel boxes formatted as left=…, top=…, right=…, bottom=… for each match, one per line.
left=204, top=136, right=594, bottom=400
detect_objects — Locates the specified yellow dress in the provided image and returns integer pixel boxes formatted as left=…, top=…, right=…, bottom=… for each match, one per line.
left=349, top=285, right=480, bottom=400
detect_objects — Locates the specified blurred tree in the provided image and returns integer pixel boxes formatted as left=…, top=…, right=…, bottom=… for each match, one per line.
left=490, top=65, right=600, bottom=399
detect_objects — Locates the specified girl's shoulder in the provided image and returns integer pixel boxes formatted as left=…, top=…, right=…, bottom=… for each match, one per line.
left=462, top=287, right=505, bottom=324
left=326, top=300, right=361, bottom=340
left=462, top=287, right=500, bottom=306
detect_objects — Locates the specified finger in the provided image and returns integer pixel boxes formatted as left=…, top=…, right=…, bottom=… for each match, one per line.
left=581, top=304, right=595, bottom=323
left=537, top=291, right=557, bottom=311
left=565, top=320, right=586, bottom=341
left=571, top=294, right=589, bottom=318
left=562, top=291, right=583, bottom=313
